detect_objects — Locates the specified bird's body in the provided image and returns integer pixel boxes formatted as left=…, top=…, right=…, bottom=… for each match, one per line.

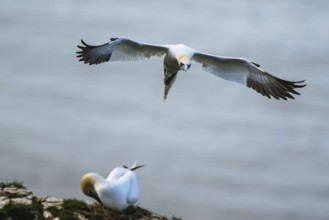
left=77, top=37, right=305, bottom=100
left=80, top=163, right=144, bottom=211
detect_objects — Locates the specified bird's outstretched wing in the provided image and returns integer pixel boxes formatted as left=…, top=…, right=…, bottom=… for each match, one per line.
left=192, top=52, right=306, bottom=100
left=76, top=37, right=168, bottom=65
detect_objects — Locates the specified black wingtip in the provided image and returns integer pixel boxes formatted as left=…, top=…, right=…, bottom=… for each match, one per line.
left=76, top=39, right=113, bottom=65
left=251, top=62, right=261, bottom=67
left=247, top=74, right=307, bottom=101
left=76, top=39, right=88, bottom=54
left=293, top=80, right=307, bottom=88
left=131, top=165, right=145, bottom=171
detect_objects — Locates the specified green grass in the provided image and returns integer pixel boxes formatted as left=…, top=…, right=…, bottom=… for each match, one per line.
left=46, top=199, right=90, bottom=220
left=48, top=199, right=154, bottom=220
left=0, top=180, right=26, bottom=189
left=0, top=197, right=43, bottom=220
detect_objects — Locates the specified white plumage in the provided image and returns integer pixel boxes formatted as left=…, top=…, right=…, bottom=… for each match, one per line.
left=77, top=37, right=306, bottom=100
left=80, top=163, right=144, bottom=210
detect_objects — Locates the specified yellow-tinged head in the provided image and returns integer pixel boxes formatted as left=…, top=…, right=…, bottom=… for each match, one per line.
left=178, top=54, right=191, bottom=71
left=80, top=173, right=102, bottom=204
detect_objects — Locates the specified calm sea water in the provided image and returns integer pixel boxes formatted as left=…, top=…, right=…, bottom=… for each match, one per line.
left=1, top=1, right=329, bottom=219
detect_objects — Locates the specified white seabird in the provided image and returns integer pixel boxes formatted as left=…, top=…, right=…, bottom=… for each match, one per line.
left=80, top=163, right=144, bottom=211
left=76, top=37, right=306, bottom=100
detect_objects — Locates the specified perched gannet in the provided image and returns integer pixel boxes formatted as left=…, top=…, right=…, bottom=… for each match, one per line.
left=80, top=163, right=144, bottom=210
left=76, top=37, right=306, bottom=100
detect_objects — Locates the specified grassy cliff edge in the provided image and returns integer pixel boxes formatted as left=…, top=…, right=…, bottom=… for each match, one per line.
left=0, top=181, right=180, bottom=220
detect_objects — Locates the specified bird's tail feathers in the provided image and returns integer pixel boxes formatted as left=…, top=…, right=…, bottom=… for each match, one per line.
left=130, top=162, right=145, bottom=171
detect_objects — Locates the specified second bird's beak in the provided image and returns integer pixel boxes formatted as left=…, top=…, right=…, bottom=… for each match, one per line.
left=91, top=190, right=102, bottom=204
left=182, top=64, right=191, bottom=71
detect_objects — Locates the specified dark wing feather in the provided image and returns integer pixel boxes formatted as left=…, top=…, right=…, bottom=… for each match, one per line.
left=192, top=52, right=306, bottom=100
left=246, top=72, right=306, bottom=100
left=76, top=37, right=168, bottom=65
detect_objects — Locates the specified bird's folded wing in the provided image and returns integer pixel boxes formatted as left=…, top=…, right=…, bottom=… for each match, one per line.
left=77, top=37, right=168, bottom=65
left=191, top=52, right=306, bottom=100
left=112, top=171, right=139, bottom=204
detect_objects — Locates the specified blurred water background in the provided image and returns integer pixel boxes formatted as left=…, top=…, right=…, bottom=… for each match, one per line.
left=1, top=0, right=329, bottom=219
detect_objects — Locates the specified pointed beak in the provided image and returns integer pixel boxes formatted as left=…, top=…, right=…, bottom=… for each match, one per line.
left=180, top=63, right=191, bottom=71
left=183, top=64, right=191, bottom=71
left=91, top=191, right=103, bottom=204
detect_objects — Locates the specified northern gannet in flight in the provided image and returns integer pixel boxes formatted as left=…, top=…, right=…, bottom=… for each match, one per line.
left=76, top=37, right=306, bottom=100
left=80, top=163, right=144, bottom=211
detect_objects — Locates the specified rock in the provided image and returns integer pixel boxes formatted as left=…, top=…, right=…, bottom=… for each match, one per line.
left=43, top=210, right=52, bottom=219
left=11, top=197, right=32, bottom=205
left=44, top=197, right=63, bottom=203
left=3, top=187, right=32, bottom=197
